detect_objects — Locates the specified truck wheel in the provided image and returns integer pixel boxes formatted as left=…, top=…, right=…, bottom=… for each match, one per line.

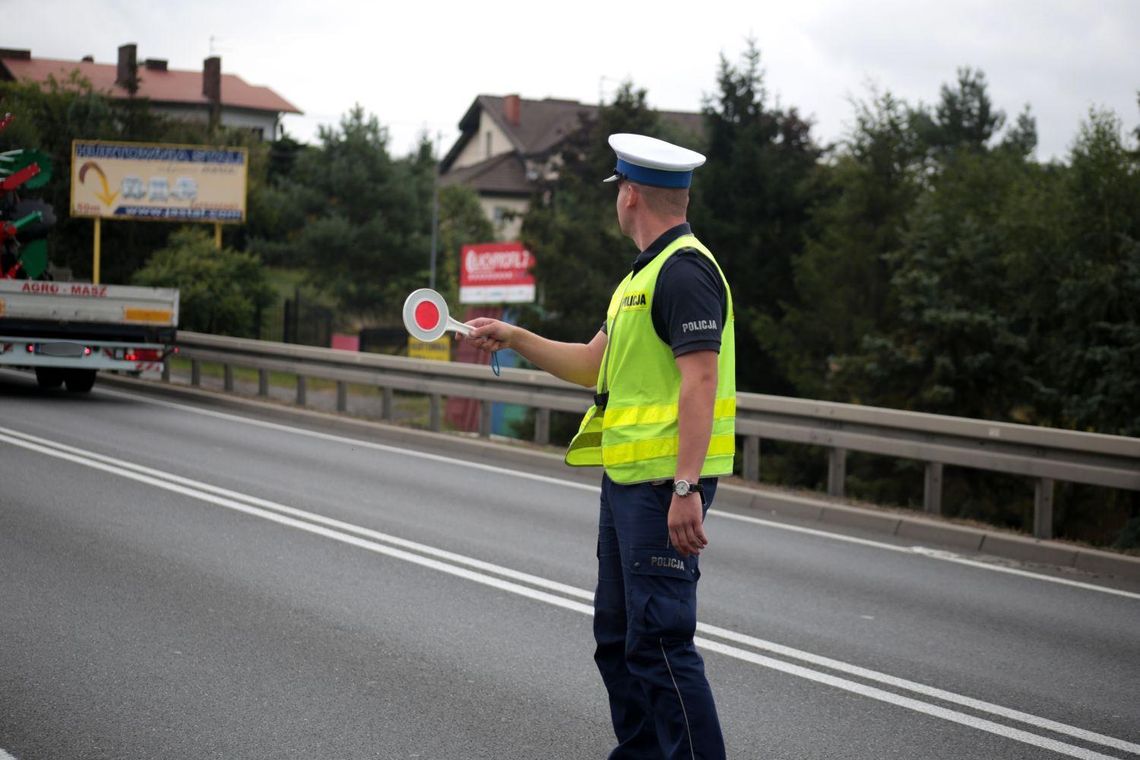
left=35, top=367, right=65, bottom=389
left=64, top=369, right=97, bottom=393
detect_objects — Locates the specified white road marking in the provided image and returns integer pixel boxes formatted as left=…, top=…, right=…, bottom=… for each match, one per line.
left=98, top=386, right=1140, bottom=601
left=695, top=622, right=1140, bottom=755
left=0, top=427, right=594, bottom=617
left=3, top=426, right=1137, bottom=759
left=696, top=638, right=1129, bottom=760
left=0, top=425, right=594, bottom=605
left=97, top=387, right=599, bottom=492
left=711, top=508, right=919, bottom=554
left=713, top=511, right=1140, bottom=601
left=0, top=749, right=18, bottom=759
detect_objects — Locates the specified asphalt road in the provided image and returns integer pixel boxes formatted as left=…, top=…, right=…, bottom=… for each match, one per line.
left=2, top=370, right=1138, bottom=760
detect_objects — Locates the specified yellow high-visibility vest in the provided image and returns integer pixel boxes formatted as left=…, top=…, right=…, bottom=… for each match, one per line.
left=565, top=234, right=736, bottom=483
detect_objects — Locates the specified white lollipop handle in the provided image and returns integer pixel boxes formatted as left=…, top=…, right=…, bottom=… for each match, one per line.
left=447, top=317, right=472, bottom=336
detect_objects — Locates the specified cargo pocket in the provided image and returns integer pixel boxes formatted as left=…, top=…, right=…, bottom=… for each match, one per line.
left=628, top=546, right=699, bottom=641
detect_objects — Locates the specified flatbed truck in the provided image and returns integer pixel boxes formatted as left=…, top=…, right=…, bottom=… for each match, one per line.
left=0, top=279, right=178, bottom=392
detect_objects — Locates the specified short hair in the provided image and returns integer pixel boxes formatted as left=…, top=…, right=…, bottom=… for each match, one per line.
left=633, top=183, right=690, bottom=217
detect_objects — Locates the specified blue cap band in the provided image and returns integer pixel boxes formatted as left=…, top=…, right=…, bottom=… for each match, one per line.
left=614, top=158, right=693, bottom=188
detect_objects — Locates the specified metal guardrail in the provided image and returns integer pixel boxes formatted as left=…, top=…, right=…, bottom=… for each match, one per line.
left=171, top=331, right=1140, bottom=540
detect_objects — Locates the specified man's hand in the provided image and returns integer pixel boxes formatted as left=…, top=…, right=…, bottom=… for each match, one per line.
left=668, top=493, right=708, bottom=557
left=461, top=318, right=514, bottom=354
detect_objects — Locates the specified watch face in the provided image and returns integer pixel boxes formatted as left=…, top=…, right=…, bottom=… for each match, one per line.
left=674, top=479, right=691, bottom=497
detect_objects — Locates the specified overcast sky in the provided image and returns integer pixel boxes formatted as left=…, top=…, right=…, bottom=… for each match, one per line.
left=10, top=0, right=1139, bottom=162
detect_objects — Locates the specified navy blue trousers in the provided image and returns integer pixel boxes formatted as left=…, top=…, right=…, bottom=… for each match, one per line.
left=594, top=474, right=725, bottom=760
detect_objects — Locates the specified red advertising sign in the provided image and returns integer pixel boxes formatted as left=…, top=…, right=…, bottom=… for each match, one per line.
left=459, top=241, right=535, bottom=304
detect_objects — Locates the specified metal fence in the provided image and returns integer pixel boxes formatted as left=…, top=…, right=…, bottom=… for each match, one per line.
left=169, top=331, right=1140, bottom=540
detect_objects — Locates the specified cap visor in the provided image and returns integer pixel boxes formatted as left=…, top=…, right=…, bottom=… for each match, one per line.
left=602, top=173, right=620, bottom=183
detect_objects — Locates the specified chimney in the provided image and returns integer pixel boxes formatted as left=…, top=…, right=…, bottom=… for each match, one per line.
left=203, top=56, right=221, bottom=100
left=116, top=43, right=138, bottom=93
left=504, top=94, right=521, bottom=126
left=81, top=55, right=95, bottom=63
left=144, top=58, right=168, bottom=72
left=203, top=56, right=221, bottom=130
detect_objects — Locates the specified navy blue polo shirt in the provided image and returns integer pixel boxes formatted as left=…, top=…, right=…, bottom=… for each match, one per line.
left=602, top=223, right=727, bottom=357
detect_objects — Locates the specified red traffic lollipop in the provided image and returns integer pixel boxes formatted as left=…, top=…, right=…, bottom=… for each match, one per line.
left=402, top=288, right=472, bottom=342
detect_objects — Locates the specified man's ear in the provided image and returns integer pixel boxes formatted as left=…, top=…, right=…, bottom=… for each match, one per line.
left=623, top=182, right=639, bottom=208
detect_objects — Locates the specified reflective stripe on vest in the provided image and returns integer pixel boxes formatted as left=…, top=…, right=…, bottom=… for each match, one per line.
left=564, top=234, right=736, bottom=483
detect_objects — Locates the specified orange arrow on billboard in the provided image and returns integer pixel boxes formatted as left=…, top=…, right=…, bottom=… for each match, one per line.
left=78, top=161, right=119, bottom=206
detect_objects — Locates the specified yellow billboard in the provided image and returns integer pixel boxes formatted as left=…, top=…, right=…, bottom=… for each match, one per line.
left=70, top=140, right=248, bottom=223
left=408, top=336, right=451, bottom=361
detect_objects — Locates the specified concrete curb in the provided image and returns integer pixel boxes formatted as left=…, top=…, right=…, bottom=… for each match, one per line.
left=96, top=373, right=1140, bottom=584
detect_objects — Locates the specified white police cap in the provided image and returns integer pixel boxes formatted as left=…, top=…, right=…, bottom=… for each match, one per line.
left=603, top=133, right=706, bottom=189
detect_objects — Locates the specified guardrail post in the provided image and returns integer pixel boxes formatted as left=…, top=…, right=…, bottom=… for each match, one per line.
left=223, top=364, right=233, bottom=393
left=924, top=462, right=944, bottom=515
left=827, top=447, right=847, bottom=497
left=191, top=359, right=200, bottom=387
left=1034, top=478, right=1055, bottom=539
left=162, top=361, right=170, bottom=383
left=429, top=394, right=442, bottom=431
left=479, top=400, right=492, bottom=438
left=296, top=376, right=307, bottom=407
left=381, top=387, right=394, bottom=421
left=258, top=369, right=269, bottom=397
left=743, top=436, right=760, bottom=481
left=535, top=408, right=550, bottom=446
left=336, top=381, right=347, bottom=413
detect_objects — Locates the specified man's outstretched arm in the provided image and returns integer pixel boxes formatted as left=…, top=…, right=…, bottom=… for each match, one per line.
left=463, top=319, right=607, bottom=388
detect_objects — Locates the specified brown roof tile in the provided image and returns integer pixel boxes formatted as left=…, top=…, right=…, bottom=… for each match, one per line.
left=477, top=95, right=594, bottom=157
left=439, top=152, right=531, bottom=196
left=442, top=94, right=704, bottom=173
left=0, top=54, right=301, bottom=114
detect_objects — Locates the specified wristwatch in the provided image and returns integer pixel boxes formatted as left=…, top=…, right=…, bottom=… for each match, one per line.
left=673, top=479, right=703, bottom=498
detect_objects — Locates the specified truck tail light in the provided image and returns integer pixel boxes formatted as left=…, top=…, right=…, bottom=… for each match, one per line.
left=124, top=348, right=163, bottom=362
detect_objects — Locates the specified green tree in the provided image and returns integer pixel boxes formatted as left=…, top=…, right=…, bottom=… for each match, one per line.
left=1007, top=107, right=1140, bottom=547
left=254, top=106, right=434, bottom=321
left=132, top=226, right=274, bottom=336
left=690, top=41, right=824, bottom=394
left=802, top=78, right=1140, bottom=543
left=767, top=90, right=923, bottom=400
left=911, top=68, right=1005, bottom=157
left=1037, top=109, right=1140, bottom=435
left=834, top=70, right=1044, bottom=420
left=522, top=82, right=661, bottom=343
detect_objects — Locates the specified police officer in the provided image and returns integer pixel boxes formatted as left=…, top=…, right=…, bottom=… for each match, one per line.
left=464, top=133, right=734, bottom=760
